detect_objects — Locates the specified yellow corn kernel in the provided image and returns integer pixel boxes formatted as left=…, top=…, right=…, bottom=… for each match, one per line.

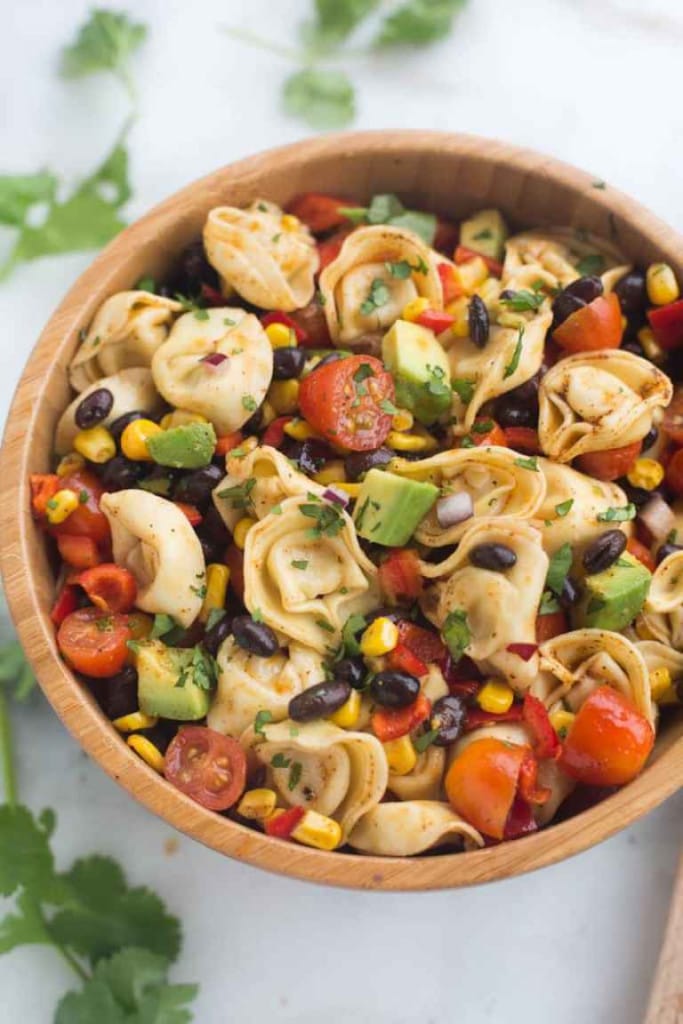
left=56, top=452, right=85, bottom=477
left=73, top=425, right=116, bottom=464
left=160, top=410, right=209, bottom=429
left=383, top=736, right=418, bottom=776
left=331, top=481, right=361, bottom=498
left=649, top=666, right=673, bottom=702
left=45, top=489, right=80, bottom=525
left=291, top=809, right=342, bottom=851
left=127, top=734, right=165, bottom=773
left=647, top=262, right=680, bottom=306
left=455, top=256, right=489, bottom=294
left=448, top=296, right=470, bottom=337
left=391, top=408, right=414, bottom=432
left=120, top=419, right=163, bottom=461
left=200, top=563, right=230, bottom=622
left=386, top=430, right=436, bottom=453
left=475, top=276, right=501, bottom=306
left=265, top=322, right=297, bottom=349
left=477, top=679, right=515, bottom=714
left=635, top=617, right=657, bottom=642
left=283, top=418, right=321, bottom=441
left=260, top=400, right=276, bottom=427
left=313, top=461, right=347, bottom=485
left=113, top=711, right=158, bottom=733
left=233, top=516, right=256, bottom=550
left=360, top=617, right=399, bottom=657
left=281, top=213, right=300, bottom=232
left=637, top=326, right=665, bottom=363
left=621, top=315, right=628, bottom=332
left=268, top=379, right=300, bottom=415
left=549, top=709, right=575, bottom=737
left=627, top=458, right=665, bottom=491
left=329, top=688, right=362, bottom=728
left=497, top=310, right=526, bottom=330
left=237, top=788, right=278, bottom=820
left=402, top=297, right=430, bottom=323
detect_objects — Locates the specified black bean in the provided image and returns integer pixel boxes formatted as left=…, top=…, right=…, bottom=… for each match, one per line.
left=139, top=465, right=178, bottom=498
left=429, top=695, right=466, bottom=746
left=297, top=439, right=331, bottom=475
left=88, top=665, right=138, bottom=720
left=494, top=399, right=537, bottom=429
left=163, top=239, right=219, bottom=296
left=552, top=291, right=584, bottom=327
left=470, top=542, right=517, bottom=571
left=656, top=542, right=683, bottom=566
left=364, top=607, right=402, bottom=626
left=289, top=679, right=352, bottom=722
left=369, top=670, right=420, bottom=710
left=622, top=338, right=645, bottom=358
left=582, top=530, right=627, bottom=575
left=109, top=410, right=147, bottom=444
left=614, top=269, right=647, bottom=316
left=202, top=614, right=232, bottom=657
left=564, top=275, right=604, bottom=304
left=334, top=656, right=366, bottom=690
left=643, top=426, right=658, bottom=452
left=273, top=347, right=307, bottom=380
left=143, top=720, right=177, bottom=755
left=506, top=372, right=541, bottom=404
left=100, top=455, right=145, bottom=491
left=559, top=575, right=582, bottom=609
left=468, top=295, right=489, bottom=349
left=196, top=507, right=230, bottom=563
left=173, top=464, right=224, bottom=506
left=75, top=388, right=114, bottom=430
left=243, top=407, right=263, bottom=434
left=232, top=615, right=278, bottom=657
left=618, top=479, right=653, bottom=508
left=344, top=446, right=392, bottom=482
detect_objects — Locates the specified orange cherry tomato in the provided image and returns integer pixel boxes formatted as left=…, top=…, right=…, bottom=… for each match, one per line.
left=626, top=537, right=656, bottom=573
left=57, top=607, right=133, bottom=678
left=535, top=609, right=568, bottom=644
left=286, top=193, right=351, bottom=234
left=445, top=737, right=529, bottom=839
left=371, top=693, right=431, bottom=743
left=298, top=354, right=394, bottom=451
left=76, top=564, right=137, bottom=614
left=574, top=441, right=642, bottom=482
left=553, top=293, right=623, bottom=353
left=559, top=685, right=654, bottom=786
left=56, top=534, right=102, bottom=569
left=661, top=390, right=683, bottom=446
left=48, top=470, right=111, bottom=546
left=377, top=549, right=423, bottom=604
left=503, top=426, right=541, bottom=455
left=460, top=418, right=507, bottom=448
left=164, top=726, right=247, bottom=811
left=665, top=448, right=683, bottom=497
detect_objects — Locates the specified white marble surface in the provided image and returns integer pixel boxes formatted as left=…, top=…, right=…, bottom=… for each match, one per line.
left=0, top=1, right=681, bottom=1021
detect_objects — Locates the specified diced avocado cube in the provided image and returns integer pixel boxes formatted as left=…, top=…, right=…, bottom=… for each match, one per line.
left=136, top=641, right=211, bottom=720
left=381, top=320, right=452, bottom=425
left=575, top=551, right=651, bottom=632
left=459, top=209, right=508, bottom=262
left=353, top=468, right=438, bottom=547
left=147, top=422, right=216, bottom=469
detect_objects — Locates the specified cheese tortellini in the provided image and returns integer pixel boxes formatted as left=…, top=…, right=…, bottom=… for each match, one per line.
left=533, top=458, right=631, bottom=555
left=319, top=225, right=443, bottom=346
left=348, top=802, right=484, bottom=857
left=151, top=307, right=273, bottom=434
left=502, top=228, right=624, bottom=292
left=636, top=551, right=683, bottom=651
left=203, top=200, right=318, bottom=311
left=101, top=490, right=206, bottom=627
left=538, top=350, right=672, bottom=462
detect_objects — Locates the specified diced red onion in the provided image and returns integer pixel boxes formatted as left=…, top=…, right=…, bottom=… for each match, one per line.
left=506, top=643, right=538, bottom=662
left=202, top=353, right=228, bottom=367
left=436, top=491, right=474, bottom=528
left=323, top=487, right=349, bottom=508
left=637, top=494, right=675, bottom=542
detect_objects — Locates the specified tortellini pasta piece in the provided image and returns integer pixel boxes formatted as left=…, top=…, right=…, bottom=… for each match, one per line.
left=533, top=629, right=654, bottom=726
left=248, top=720, right=388, bottom=841
left=151, top=307, right=273, bottom=435
left=208, top=639, right=324, bottom=738
left=348, top=801, right=484, bottom=857
left=448, top=307, right=553, bottom=434
left=538, top=350, right=672, bottom=463
left=392, top=445, right=546, bottom=547
left=421, top=519, right=549, bottom=691
left=101, top=490, right=206, bottom=627
left=244, top=496, right=380, bottom=653
left=637, top=606, right=683, bottom=652
left=636, top=640, right=683, bottom=706
left=55, top=368, right=164, bottom=456
left=69, top=291, right=182, bottom=392
left=319, top=225, right=443, bottom=346
left=203, top=200, right=318, bottom=312
left=212, top=444, right=324, bottom=532
left=388, top=746, right=446, bottom=802
left=502, top=228, right=624, bottom=292
left=645, top=549, right=683, bottom=614
left=533, top=458, right=631, bottom=555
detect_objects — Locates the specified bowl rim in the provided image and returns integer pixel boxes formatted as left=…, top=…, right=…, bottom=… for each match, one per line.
left=2, top=129, right=682, bottom=891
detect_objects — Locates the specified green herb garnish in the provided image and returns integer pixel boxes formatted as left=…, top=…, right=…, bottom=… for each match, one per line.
left=503, top=327, right=524, bottom=379
left=597, top=503, right=636, bottom=522
left=442, top=609, right=470, bottom=662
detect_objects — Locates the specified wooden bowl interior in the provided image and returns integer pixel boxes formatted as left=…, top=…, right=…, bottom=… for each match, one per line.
left=1, top=132, right=681, bottom=890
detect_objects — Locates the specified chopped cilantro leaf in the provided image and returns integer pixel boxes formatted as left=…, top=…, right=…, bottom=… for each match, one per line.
left=442, top=609, right=470, bottom=662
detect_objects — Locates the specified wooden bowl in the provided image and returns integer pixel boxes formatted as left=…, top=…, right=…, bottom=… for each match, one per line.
left=2, top=132, right=681, bottom=891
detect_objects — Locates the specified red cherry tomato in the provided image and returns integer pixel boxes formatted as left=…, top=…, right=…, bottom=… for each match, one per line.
left=317, top=229, right=352, bottom=273
left=535, top=609, right=568, bottom=644
left=626, top=537, right=656, bottom=573
left=460, top=418, right=507, bottom=448
left=553, top=293, right=623, bottom=353
left=377, top=549, right=423, bottom=604
left=50, top=584, right=80, bottom=626
left=504, top=426, right=541, bottom=455
left=517, top=751, right=551, bottom=805
left=648, top=299, right=683, bottom=350
left=57, top=607, right=133, bottom=678
left=371, top=693, right=431, bottom=743
left=48, top=470, right=111, bottom=546
left=397, top=620, right=446, bottom=664
left=559, top=685, right=654, bottom=786
left=56, top=534, right=102, bottom=569
left=504, top=796, right=538, bottom=840
left=661, top=390, right=683, bottom=446
left=574, top=441, right=642, bottom=482
left=415, top=309, right=456, bottom=334
left=164, top=726, right=247, bottom=811
left=665, top=448, right=683, bottom=497
left=522, top=693, right=560, bottom=760
left=76, top=564, right=137, bottom=614
left=298, top=354, right=394, bottom=451
left=286, top=193, right=350, bottom=234
left=445, top=737, right=530, bottom=839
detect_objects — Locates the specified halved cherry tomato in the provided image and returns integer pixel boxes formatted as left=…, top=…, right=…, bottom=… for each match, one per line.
left=454, top=245, right=503, bottom=277
left=386, top=643, right=428, bottom=678
left=648, top=299, right=683, bottom=350
left=575, top=441, right=642, bottom=482
left=57, top=607, right=133, bottom=678
left=76, top=564, right=137, bottom=614
left=261, top=310, right=308, bottom=344
left=504, top=796, right=538, bottom=840
left=371, top=693, right=431, bottom=742
left=175, top=503, right=203, bottom=527
left=503, top=426, right=541, bottom=455
left=517, top=752, right=551, bottom=805
left=50, top=585, right=80, bottom=626
left=445, top=737, right=529, bottom=839
left=437, top=263, right=463, bottom=305
left=460, top=418, right=507, bottom=448
left=559, top=685, right=654, bottom=786
left=535, top=609, right=568, bottom=644
left=626, top=536, right=656, bottom=573
left=415, top=309, right=455, bottom=334
left=553, top=293, right=623, bottom=353
left=164, top=726, right=247, bottom=811
left=522, top=693, right=560, bottom=760
left=463, top=705, right=524, bottom=732
left=48, top=470, right=110, bottom=546
left=56, top=534, right=102, bottom=570
left=224, top=544, right=245, bottom=601
left=30, top=474, right=59, bottom=518
left=665, top=448, right=683, bottom=497
left=317, top=229, right=352, bottom=274
left=261, top=416, right=293, bottom=449
left=215, top=432, right=244, bottom=457
left=299, top=354, right=394, bottom=451
left=264, top=805, right=305, bottom=839
left=377, top=549, right=423, bottom=604
left=397, top=620, right=446, bottom=664
left=661, top=391, right=683, bottom=446
left=286, top=193, right=350, bottom=234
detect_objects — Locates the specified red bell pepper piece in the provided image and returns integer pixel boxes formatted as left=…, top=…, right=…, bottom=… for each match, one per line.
left=56, top=534, right=102, bottom=570
left=415, top=309, right=456, bottom=334
left=648, top=299, right=683, bottom=350
left=286, top=193, right=351, bottom=234
left=454, top=245, right=503, bottom=277
left=75, top=564, right=138, bottom=614
left=535, top=609, right=568, bottom=644
left=264, top=805, right=305, bottom=839
left=503, top=796, right=538, bottom=840
left=506, top=642, right=538, bottom=662
left=371, top=693, right=431, bottom=743
left=174, top=503, right=203, bottom=527
left=517, top=751, right=551, bottom=805
left=262, top=416, right=293, bottom=449
left=50, top=584, right=79, bottom=626
left=626, top=537, right=656, bottom=573
left=261, top=311, right=307, bottom=344
left=464, top=705, right=524, bottom=732
left=377, top=549, right=423, bottom=604
left=30, top=474, right=59, bottom=519
left=522, top=693, right=561, bottom=760
left=397, top=621, right=446, bottom=664
left=215, top=432, right=244, bottom=457
left=386, top=643, right=428, bottom=679
left=437, top=262, right=463, bottom=305
left=316, top=229, right=352, bottom=274
left=503, top=427, right=541, bottom=455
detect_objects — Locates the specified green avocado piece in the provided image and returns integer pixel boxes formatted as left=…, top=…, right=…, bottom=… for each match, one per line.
left=353, top=468, right=438, bottom=547
left=136, top=641, right=211, bottom=720
left=147, top=421, right=217, bottom=469
left=459, top=209, right=508, bottom=262
left=575, top=551, right=651, bottom=631
left=381, top=320, right=451, bottom=425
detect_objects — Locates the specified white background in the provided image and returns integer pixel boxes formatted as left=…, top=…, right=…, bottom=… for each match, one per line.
left=0, top=1, right=682, bottom=1021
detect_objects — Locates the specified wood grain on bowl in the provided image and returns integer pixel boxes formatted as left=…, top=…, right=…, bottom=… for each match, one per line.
left=1, top=132, right=681, bottom=890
